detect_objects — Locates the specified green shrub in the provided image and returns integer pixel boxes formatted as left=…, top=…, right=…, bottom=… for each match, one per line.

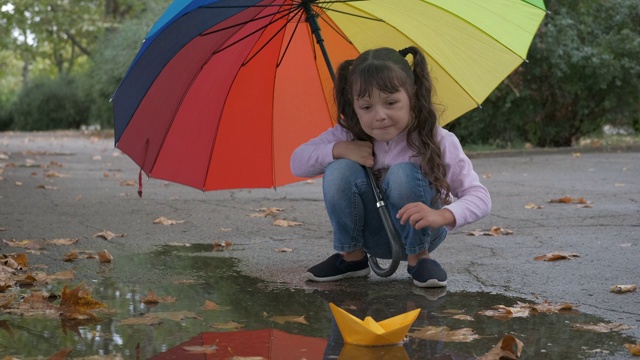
left=10, top=75, right=91, bottom=131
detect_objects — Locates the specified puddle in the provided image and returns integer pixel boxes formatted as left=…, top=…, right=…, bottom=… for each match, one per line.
left=1, top=244, right=636, bottom=359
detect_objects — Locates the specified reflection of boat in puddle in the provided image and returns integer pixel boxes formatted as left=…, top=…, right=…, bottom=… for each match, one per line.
left=329, top=302, right=420, bottom=346
left=148, top=328, right=327, bottom=359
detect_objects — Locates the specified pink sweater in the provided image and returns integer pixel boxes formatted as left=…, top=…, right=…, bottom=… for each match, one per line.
left=290, top=125, right=491, bottom=231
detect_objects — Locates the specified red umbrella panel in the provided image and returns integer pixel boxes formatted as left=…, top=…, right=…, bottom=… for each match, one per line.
left=147, top=329, right=328, bottom=360
left=113, top=2, right=358, bottom=191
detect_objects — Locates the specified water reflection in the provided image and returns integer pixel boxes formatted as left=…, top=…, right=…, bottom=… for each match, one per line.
left=0, top=244, right=635, bottom=359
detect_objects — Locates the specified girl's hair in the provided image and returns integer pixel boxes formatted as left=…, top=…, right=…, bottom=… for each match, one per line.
left=335, top=46, right=451, bottom=205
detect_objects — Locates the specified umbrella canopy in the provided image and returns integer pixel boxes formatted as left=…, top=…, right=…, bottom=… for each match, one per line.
left=112, top=0, right=546, bottom=191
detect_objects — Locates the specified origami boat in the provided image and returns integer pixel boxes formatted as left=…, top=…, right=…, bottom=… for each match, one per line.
left=329, top=303, right=421, bottom=346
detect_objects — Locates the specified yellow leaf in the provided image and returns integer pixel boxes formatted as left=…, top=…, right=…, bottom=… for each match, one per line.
left=211, top=321, right=244, bottom=330
left=141, top=289, right=176, bottom=304
left=268, top=315, right=308, bottom=325
left=451, top=314, right=474, bottom=321
left=409, top=326, right=479, bottom=342
left=213, top=240, right=233, bottom=251
left=59, top=283, right=106, bottom=319
left=120, top=315, right=163, bottom=326
left=46, top=347, right=73, bottom=360
left=524, top=202, right=544, bottom=209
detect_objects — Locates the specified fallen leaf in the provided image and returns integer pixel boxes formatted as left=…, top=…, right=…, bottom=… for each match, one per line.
left=524, top=202, right=544, bottom=209
left=610, top=284, right=637, bottom=294
left=409, top=326, right=479, bottom=342
left=96, top=250, right=113, bottom=263
left=153, top=216, right=185, bottom=225
left=213, top=240, right=233, bottom=251
left=533, top=252, right=580, bottom=261
left=141, top=289, right=176, bottom=304
left=120, top=180, right=136, bottom=187
left=478, top=334, right=524, bottom=360
left=150, top=311, right=201, bottom=322
left=451, top=315, right=474, bottom=321
left=59, top=283, right=106, bottom=320
left=268, top=315, right=308, bottom=325
left=571, top=322, right=632, bottom=333
left=47, top=347, right=73, bottom=360
left=63, top=251, right=79, bottom=262
left=182, top=345, right=218, bottom=354
left=625, top=343, right=640, bottom=356
left=273, top=219, right=303, bottom=227
left=48, top=270, right=75, bottom=281
left=120, top=315, right=163, bottom=326
left=3, top=239, right=46, bottom=250
left=201, top=300, right=229, bottom=310
left=478, top=301, right=574, bottom=320
left=467, top=227, right=513, bottom=236
left=548, top=196, right=590, bottom=204
left=274, top=247, right=293, bottom=253
left=93, top=230, right=126, bottom=241
left=47, top=238, right=80, bottom=246
left=211, top=321, right=244, bottom=330
left=249, top=207, right=284, bottom=218
left=45, top=171, right=71, bottom=178
left=36, top=184, right=59, bottom=190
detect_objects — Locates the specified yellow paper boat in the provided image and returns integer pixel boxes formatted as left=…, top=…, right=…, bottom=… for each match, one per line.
left=329, top=303, right=421, bottom=346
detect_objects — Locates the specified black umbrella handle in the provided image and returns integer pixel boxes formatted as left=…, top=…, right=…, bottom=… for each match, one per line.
left=365, top=167, right=403, bottom=277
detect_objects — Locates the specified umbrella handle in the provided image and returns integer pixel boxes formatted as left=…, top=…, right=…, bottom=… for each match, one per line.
left=365, top=167, right=403, bottom=277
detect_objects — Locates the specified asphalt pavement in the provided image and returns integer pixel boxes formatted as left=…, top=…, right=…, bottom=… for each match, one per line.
left=1, top=130, right=639, bottom=345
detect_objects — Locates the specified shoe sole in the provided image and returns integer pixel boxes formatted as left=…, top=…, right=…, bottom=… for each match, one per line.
left=305, top=268, right=371, bottom=282
left=413, top=279, right=447, bottom=288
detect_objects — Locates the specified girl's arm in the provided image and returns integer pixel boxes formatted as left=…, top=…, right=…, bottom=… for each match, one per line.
left=438, top=128, right=492, bottom=231
left=290, top=125, right=352, bottom=178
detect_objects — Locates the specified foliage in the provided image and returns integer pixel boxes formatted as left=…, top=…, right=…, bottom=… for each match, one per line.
left=9, top=74, right=91, bottom=131
left=448, top=0, right=640, bottom=147
left=80, top=0, right=172, bottom=128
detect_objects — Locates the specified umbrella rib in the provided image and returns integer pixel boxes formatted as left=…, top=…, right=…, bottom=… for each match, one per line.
left=275, top=7, right=305, bottom=68
left=243, top=7, right=305, bottom=67
left=200, top=6, right=297, bottom=37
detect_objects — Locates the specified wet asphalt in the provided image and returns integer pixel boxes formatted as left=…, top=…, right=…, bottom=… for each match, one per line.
left=1, top=130, right=639, bottom=352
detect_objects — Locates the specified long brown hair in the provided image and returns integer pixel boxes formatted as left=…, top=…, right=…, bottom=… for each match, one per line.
left=334, top=46, right=451, bottom=205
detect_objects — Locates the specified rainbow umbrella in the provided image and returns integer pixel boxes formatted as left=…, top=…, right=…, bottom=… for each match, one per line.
left=112, top=0, right=546, bottom=192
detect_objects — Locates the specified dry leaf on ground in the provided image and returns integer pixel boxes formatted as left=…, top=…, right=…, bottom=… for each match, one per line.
left=47, top=238, right=80, bottom=246
left=478, top=334, right=524, bottom=360
left=467, top=226, right=513, bottom=236
left=610, top=284, right=637, bottom=293
left=59, top=283, right=106, bottom=320
left=274, top=247, right=293, bottom=253
left=153, top=216, right=185, bottom=225
left=534, top=252, right=580, bottom=261
left=120, top=315, right=163, bottom=326
left=47, top=347, right=73, bottom=360
left=524, top=202, right=544, bottom=209
left=625, top=343, right=640, bottom=356
left=273, top=219, right=303, bottom=227
left=409, top=326, right=479, bottom=342
left=3, top=239, right=46, bottom=250
left=249, top=207, right=284, bottom=218
left=93, top=230, right=126, bottom=241
left=548, top=196, right=589, bottom=204
left=478, top=301, right=573, bottom=320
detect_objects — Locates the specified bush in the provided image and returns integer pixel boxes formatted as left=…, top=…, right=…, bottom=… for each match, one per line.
left=449, top=0, right=640, bottom=148
left=10, top=75, right=91, bottom=131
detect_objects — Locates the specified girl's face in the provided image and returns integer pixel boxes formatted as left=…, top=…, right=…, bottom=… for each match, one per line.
left=353, top=87, right=412, bottom=142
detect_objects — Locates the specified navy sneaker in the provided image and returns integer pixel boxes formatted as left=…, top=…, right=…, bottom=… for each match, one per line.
left=305, top=253, right=370, bottom=282
left=407, top=258, right=447, bottom=288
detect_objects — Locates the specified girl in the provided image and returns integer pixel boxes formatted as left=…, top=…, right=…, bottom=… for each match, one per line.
left=290, top=46, right=491, bottom=288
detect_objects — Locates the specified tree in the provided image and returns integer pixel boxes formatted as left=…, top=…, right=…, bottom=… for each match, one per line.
left=448, top=0, right=640, bottom=147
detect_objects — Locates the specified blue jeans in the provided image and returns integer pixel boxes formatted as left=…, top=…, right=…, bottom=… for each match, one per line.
left=322, top=159, right=447, bottom=259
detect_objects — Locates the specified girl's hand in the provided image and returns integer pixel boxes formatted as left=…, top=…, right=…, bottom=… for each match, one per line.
left=332, top=141, right=375, bottom=168
left=396, top=202, right=455, bottom=230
